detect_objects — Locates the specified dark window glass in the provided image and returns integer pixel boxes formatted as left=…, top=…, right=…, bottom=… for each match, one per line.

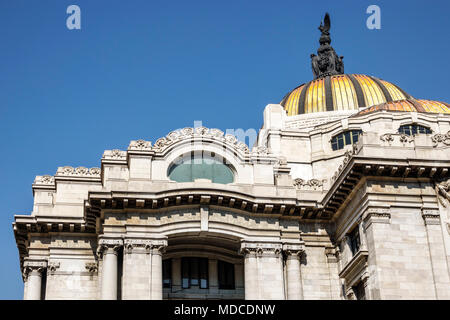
left=399, top=124, right=431, bottom=136
left=181, top=257, right=208, bottom=289
left=353, top=281, right=366, bottom=300
left=199, top=258, right=208, bottom=289
left=163, top=259, right=171, bottom=288
left=349, top=227, right=361, bottom=256
left=331, top=130, right=362, bottom=151
left=218, top=260, right=235, bottom=290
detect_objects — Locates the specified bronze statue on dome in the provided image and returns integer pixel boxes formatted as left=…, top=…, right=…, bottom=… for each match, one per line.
left=311, top=13, right=344, bottom=79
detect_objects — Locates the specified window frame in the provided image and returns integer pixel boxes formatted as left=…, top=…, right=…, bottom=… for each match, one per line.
left=398, top=124, right=431, bottom=136
left=218, top=260, right=236, bottom=290
left=181, top=257, right=209, bottom=289
left=331, top=130, right=363, bottom=151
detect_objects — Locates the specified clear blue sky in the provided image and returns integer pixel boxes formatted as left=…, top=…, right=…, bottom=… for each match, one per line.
left=0, top=0, right=449, bottom=299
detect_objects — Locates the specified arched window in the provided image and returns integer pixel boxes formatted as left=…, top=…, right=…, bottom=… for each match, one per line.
left=398, top=124, right=431, bottom=136
left=168, top=152, right=234, bottom=184
left=331, top=130, right=362, bottom=151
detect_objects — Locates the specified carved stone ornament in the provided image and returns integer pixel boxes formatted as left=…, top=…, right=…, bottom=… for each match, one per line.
left=431, top=131, right=450, bottom=147
left=96, top=239, right=123, bottom=258
left=34, top=175, right=55, bottom=185
left=240, top=241, right=283, bottom=257
left=435, top=179, right=450, bottom=207
left=47, top=262, right=60, bottom=275
left=293, top=178, right=326, bottom=190
left=399, top=134, right=414, bottom=144
left=56, top=166, right=101, bottom=177
left=129, top=127, right=249, bottom=154
left=332, top=150, right=353, bottom=182
left=310, top=13, right=344, bottom=79
left=380, top=133, right=394, bottom=143
left=23, top=260, right=47, bottom=279
left=128, top=139, right=152, bottom=151
left=103, top=149, right=127, bottom=160
left=85, top=262, right=98, bottom=274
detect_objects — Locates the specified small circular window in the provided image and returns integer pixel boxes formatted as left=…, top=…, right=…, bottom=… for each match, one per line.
left=168, top=152, right=234, bottom=184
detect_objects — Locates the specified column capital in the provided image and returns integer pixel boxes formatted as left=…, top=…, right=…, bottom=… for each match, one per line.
left=23, top=259, right=47, bottom=279
left=282, top=242, right=305, bottom=258
left=124, top=238, right=168, bottom=254
left=97, top=238, right=123, bottom=258
left=240, top=240, right=283, bottom=257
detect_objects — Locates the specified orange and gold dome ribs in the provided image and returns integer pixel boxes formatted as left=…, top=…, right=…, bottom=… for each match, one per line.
left=355, top=99, right=450, bottom=116
left=281, top=74, right=412, bottom=116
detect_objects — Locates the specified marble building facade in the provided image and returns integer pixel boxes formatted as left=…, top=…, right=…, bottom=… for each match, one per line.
left=13, top=15, right=450, bottom=300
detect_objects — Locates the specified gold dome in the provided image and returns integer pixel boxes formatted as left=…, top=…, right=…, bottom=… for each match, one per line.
left=281, top=74, right=412, bottom=116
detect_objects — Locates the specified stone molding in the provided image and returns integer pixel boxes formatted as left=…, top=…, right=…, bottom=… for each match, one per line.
left=362, top=208, right=391, bottom=230
left=339, top=249, right=369, bottom=289
left=421, top=209, right=441, bottom=225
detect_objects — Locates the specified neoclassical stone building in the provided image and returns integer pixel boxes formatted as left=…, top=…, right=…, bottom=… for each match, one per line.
left=13, top=14, right=450, bottom=300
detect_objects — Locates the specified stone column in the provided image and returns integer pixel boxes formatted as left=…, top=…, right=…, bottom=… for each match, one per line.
left=23, top=259, right=47, bottom=300
left=241, top=246, right=259, bottom=299
left=283, top=243, right=304, bottom=300
left=241, top=240, right=285, bottom=300
left=150, top=241, right=167, bottom=300
left=98, top=238, right=123, bottom=300
left=208, top=259, right=219, bottom=294
left=422, top=209, right=450, bottom=299
left=171, top=258, right=181, bottom=292
left=122, top=239, right=153, bottom=300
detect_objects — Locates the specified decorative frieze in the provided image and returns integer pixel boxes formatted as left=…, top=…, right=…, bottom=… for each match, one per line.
left=294, top=178, right=326, bottom=190
left=129, top=127, right=250, bottom=154
left=56, top=166, right=100, bottom=177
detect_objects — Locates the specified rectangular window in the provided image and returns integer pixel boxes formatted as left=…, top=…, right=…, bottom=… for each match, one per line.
left=349, top=227, right=361, bottom=256
left=218, top=260, right=235, bottom=290
left=163, top=259, right=171, bottom=288
left=181, top=257, right=208, bottom=289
